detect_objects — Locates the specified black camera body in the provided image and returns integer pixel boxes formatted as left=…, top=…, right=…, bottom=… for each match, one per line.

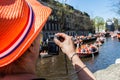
left=47, top=35, right=59, bottom=55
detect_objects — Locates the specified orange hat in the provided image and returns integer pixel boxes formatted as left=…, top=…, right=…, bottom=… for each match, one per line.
left=0, top=0, right=51, bottom=67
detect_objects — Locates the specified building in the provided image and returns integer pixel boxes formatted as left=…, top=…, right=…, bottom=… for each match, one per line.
left=106, top=20, right=115, bottom=31
left=39, top=0, right=94, bottom=40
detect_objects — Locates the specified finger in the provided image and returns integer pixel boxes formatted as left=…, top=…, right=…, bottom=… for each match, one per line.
left=55, top=33, right=67, bottom=39
left=54, top=37, right=62, bottom=47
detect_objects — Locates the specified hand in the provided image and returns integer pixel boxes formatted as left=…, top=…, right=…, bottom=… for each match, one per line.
left=54, top=33, right=75, bottom=58
left=54, top=33, right=96, bottom=80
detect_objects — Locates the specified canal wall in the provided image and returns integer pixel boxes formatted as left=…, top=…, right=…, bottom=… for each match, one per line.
left=94, top=63, right=120, bottom=80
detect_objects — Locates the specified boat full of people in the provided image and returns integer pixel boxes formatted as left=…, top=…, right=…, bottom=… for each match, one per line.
left=76, top=44, right=99, bottom=58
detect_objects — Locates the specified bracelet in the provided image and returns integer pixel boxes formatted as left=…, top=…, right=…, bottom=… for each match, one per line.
left=69, top=65, right=87, bottom=76
left=70, top=53, right=78, bottom=62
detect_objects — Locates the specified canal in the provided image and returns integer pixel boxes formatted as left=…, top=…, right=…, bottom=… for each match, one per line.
left=36, top=37, right=120, bottom=80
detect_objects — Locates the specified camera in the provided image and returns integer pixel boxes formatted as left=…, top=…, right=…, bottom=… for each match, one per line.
left=47, top=35, right=60, bottom=55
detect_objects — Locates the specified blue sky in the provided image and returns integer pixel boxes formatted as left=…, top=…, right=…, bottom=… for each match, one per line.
left=57, top=0, right=119, bottom=21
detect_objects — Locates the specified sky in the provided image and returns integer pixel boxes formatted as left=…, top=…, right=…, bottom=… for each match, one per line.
left=57, top=0, right=119, bottom=21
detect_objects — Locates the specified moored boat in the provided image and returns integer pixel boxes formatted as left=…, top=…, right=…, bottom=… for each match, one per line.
left=39, top=52, right=52, bottom=58
left=82, top=37, right=97, bottom=43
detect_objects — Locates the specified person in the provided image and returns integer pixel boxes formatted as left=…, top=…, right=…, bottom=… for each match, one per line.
left=54, top=33, right=96, bottom=80
left=89, top=44, right=97, bottom=52
left=0, top=0, right=96, bottom=80
left=0, top=0, right=51, bottom=80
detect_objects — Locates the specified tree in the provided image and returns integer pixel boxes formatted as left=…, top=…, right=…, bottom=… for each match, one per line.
left=93, top=16, right=105, bottom=32
left=55, top=2, right=74, bottom=32
left=113, top=18, right=119, bottom=30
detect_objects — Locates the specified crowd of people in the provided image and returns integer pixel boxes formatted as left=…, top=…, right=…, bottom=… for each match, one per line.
left=76, top=44, right=98, bottom=54
left=74, top=33, right=105, bottom=55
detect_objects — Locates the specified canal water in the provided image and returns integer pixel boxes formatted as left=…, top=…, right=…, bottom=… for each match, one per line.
left=36, top=37, right=120, bottom=80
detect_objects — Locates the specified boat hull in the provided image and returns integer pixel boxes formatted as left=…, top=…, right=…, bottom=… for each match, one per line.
left=77, top=50, right=99, bottom=58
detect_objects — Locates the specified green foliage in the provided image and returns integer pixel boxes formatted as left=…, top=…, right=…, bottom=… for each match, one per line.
left=83, top=12, right=90, bottom=17
left=93, top=16, right=105, bottom=32
left=41, top=0, right=93, bottom=32
left=113, top=18, right=119, bottom=30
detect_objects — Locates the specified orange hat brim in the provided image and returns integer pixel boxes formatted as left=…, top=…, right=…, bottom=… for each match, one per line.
left=0, top=0, right=52, bottom=67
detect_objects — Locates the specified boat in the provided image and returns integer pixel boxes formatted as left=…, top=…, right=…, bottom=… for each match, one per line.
left=98, top=38, right=105, bottom=44
left=94, top=41, right=102, bottom=47
left=96, top=36, right=105, bottom=44
left=117, top=33, right=120, bottom=41
left=104, top=32, right=110, bottom=37
left=82, top=36, right=97, bottom=43
left=78, top=49, right=99, bottom=58
left=76, top=45, right=99, bottom=58
left=111, top=34, right=117, bottom=38
left=39, top=52, right=52, bottom=58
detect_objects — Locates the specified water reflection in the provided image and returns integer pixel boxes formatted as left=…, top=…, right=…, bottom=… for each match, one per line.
left=36, top=37, right=120, bottom=80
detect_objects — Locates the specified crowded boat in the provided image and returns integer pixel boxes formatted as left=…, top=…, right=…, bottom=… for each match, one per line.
left=75, top=43, right=99, bottom=58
